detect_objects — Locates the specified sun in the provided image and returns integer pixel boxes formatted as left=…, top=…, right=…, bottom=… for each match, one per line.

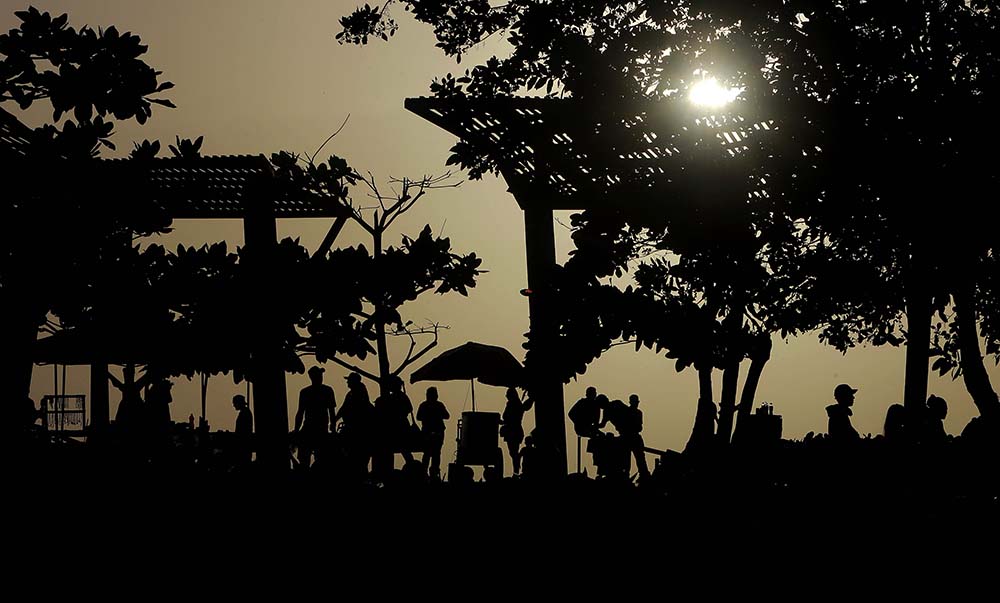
left=689, top=78, right=742, bottom=108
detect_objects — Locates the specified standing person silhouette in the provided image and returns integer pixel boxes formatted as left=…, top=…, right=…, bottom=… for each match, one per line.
left=624, top=394, right=650, bottom=482
left=336, top=372, right=375, bottom=479
left=232, top=394, right=253, bottom=469
left=373, top=375, right=415, bottom=479
left=294, top=366, right=336, bottom=469
left=416, top=386, right=450, bottom=480
left=598, top=397, right=633, bottom=480
left=145, top=377, right=174, bottom=463
left=500, top=387, right=533, bottom=475
left=827, top=383, right=861, bottom=442
left=146, top=378, right=173, bottom=433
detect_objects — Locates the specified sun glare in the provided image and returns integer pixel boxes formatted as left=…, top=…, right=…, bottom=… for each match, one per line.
left=689, top=78, right=741, bottom=108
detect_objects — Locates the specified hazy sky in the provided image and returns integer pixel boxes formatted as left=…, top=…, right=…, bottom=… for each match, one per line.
left=9, top=0, right=998, bottom=473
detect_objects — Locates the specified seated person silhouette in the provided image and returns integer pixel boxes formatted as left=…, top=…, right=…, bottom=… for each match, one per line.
left=883, top=403, right=906, bottom=443
left=923, top=395, right=949, bottom=444
left=826, top=383, right=860, bottom=442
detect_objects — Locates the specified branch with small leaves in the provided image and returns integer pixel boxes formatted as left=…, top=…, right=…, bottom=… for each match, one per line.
left=391, top=322, right=447, bottom=376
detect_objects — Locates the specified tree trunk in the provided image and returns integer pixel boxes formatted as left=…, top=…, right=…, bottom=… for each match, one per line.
left=903, top=261, right=931, bottom=413
left=685, top=363, right=717, bottom=453
left=734, top=335, right=773, bottom=439
left=716, top=306, right=744, bottom=445
left=698, top=362, right=714, bottom=406
left=373, top=218, right=392, bottom=396
left=953, top=282, right=1000, bottom=419
left=0, top=294, right=42, bottom=428
left=717, top=361, right=741, bottom=445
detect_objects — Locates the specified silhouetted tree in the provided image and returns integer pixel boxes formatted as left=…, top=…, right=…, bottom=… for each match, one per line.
left=1, top=6, right=174, bottom=415
left=767, top=1, right=1000, bottom=420
left=270, top=151, right=483, bottom=394
left=341, top=1, right=827, bottom=446
left=340, top=0, right=1000, bottom=425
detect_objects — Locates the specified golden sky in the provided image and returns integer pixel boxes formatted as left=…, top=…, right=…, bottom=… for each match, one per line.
left=8, top=0, right=998, bottom=473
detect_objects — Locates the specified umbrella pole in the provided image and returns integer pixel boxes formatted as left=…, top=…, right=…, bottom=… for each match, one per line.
left=200, top=373, right=208, bottom=424
left=471, top=379, right=476, bottom=412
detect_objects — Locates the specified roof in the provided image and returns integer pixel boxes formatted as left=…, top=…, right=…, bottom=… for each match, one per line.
left=96, top=155, right=349, bottom=219
left=2, top=106, right=347, bottom=218
left=405, top=96, right=773, bottom=210
left=0, top=106, right=32, bottom=159
left=5, top=150, right=349, bottom=219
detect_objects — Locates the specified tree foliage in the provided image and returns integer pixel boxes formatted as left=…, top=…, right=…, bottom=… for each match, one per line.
left=270, top=149, right=484, bottom=387
left=341, top=0, right=1000, bottom=419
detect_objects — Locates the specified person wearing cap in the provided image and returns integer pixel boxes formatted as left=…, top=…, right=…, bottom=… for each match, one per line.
left=826, top=383, right=860, bottom=442
left=294, top=366, right=337, bottom=469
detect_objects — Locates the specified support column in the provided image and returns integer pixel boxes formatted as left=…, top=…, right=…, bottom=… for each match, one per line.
left=523, top=207, right=567, bottom=476
left=90, top=361, right=109, bottom=430
left=244, top=197, right=289, bottom=472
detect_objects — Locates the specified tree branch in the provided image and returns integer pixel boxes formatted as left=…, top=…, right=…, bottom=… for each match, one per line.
left=606, top=339, right=639, bottom=350
left=394, top=329, right=441, bottom=376
left=396, top=327, right=419, bottom=372
left=308, top=114, right=351, bottom=164
left=342, top=199, right=376, bottom=235
left=364, top=172, right=388, bottom=215
left=326, top=355, right=380, bottom=382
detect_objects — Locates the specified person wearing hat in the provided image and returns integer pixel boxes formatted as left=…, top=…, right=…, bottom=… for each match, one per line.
left=293, top=366, right=337, bottom=469
left=826, top=383, right=860, bottom=442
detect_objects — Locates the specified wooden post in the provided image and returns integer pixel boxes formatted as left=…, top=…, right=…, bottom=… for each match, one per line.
left=523, top=207, right=567, bottom=476
left=243, top=187, right=289, bottom=472
left=89, top=361, right=109, bottom=430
